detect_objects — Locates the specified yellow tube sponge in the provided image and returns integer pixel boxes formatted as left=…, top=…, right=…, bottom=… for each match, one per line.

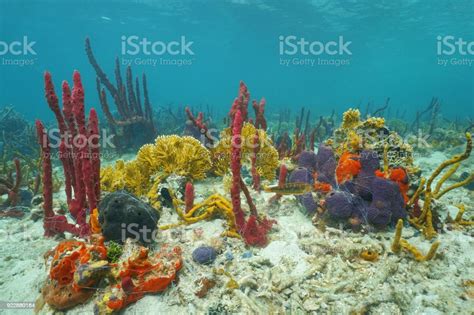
left=391, top=219, right=440, bottom=262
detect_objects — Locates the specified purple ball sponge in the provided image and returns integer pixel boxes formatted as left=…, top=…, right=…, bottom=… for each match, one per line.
left=289, top=167, right=317, bottom=215
left=298, top=151, right=317, bottom=170
left=366, top=206, right=391, bottom=227
left=298, top=193, right=317, bottom=216
left=315, top=144, right=337, bottom=185
left=369, top=177, right=406, bottom=225
left=192, top=246, right=217, bottom=265
left=352, top=150, right=380, bottom=201
left=289, top=167, right=312, bottom=184
left=325, top=191, right=355, bottom=219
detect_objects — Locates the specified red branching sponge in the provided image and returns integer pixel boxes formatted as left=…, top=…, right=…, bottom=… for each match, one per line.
left=229, top=81, right=250, bottom=124
left=36, top=70, right=101, bottom=237
left=185, top=182, right=194, bottom=213
left=251, top=131, right=261, bottom=191
left=230, top=109, right=246, bottom=232
left=252, top=98, right=267, bottom=130
left=242, top=215, right=275, bottom=247
left=185, top=107, right=214, bottom=144
left=229, top=83, right=276, bottom=247
left=36, top=120, right=80, bottom=237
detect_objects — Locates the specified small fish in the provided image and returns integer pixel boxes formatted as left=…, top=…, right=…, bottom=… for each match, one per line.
left=101, top=16, right=112, bottom=21
left=263, top=182, right=312, bottom=195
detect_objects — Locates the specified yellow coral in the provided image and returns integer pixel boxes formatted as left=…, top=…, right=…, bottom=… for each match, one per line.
left=101, top=135, right=213, bottom=209
left=363, top=116, right=385, bottom=129
left=139, top=135, right=212, bottom=180
left=211, top=123, right=279, bottom=181
left=341, top=108, right=361, bottom=129
left=347, top=130, right=362, bottom=152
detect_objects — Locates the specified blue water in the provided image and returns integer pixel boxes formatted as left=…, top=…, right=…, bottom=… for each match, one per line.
left=0, top=0, right=473, bottom=121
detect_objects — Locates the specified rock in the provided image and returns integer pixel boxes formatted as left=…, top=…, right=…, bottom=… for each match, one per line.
left=192, top=246, right=217, bottom=265
left=18, top=188, right=33, bottom=207
left=98, top=190, right=160, bottom=245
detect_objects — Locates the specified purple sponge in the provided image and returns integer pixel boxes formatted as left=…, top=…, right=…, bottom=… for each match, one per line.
left=370, top=176, right=406, bottom=224
left=298, top=151, right=317, bottom=170
left=315, top=144, right=337, bottom=185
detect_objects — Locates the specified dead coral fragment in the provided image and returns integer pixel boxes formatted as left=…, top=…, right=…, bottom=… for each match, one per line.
left=392, top=219, right=440, bottom=262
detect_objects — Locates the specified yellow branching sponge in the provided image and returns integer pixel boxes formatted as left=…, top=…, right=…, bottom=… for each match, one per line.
left=211, top=122, right=279, bottom=180
left=160, top=193, right=240, bottom=239
left=409, top=132, right=473, bottom=239
left=139, top=135, right=212, bottom=180
left=101, top=135, right=212, bottom=209
left=392, top=219, right=440, bottom=262
left=446, top=204, right=474, bottom=227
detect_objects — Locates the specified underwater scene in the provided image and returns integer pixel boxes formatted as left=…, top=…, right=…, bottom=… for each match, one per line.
left=0, top=0, right=473, bottom=314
